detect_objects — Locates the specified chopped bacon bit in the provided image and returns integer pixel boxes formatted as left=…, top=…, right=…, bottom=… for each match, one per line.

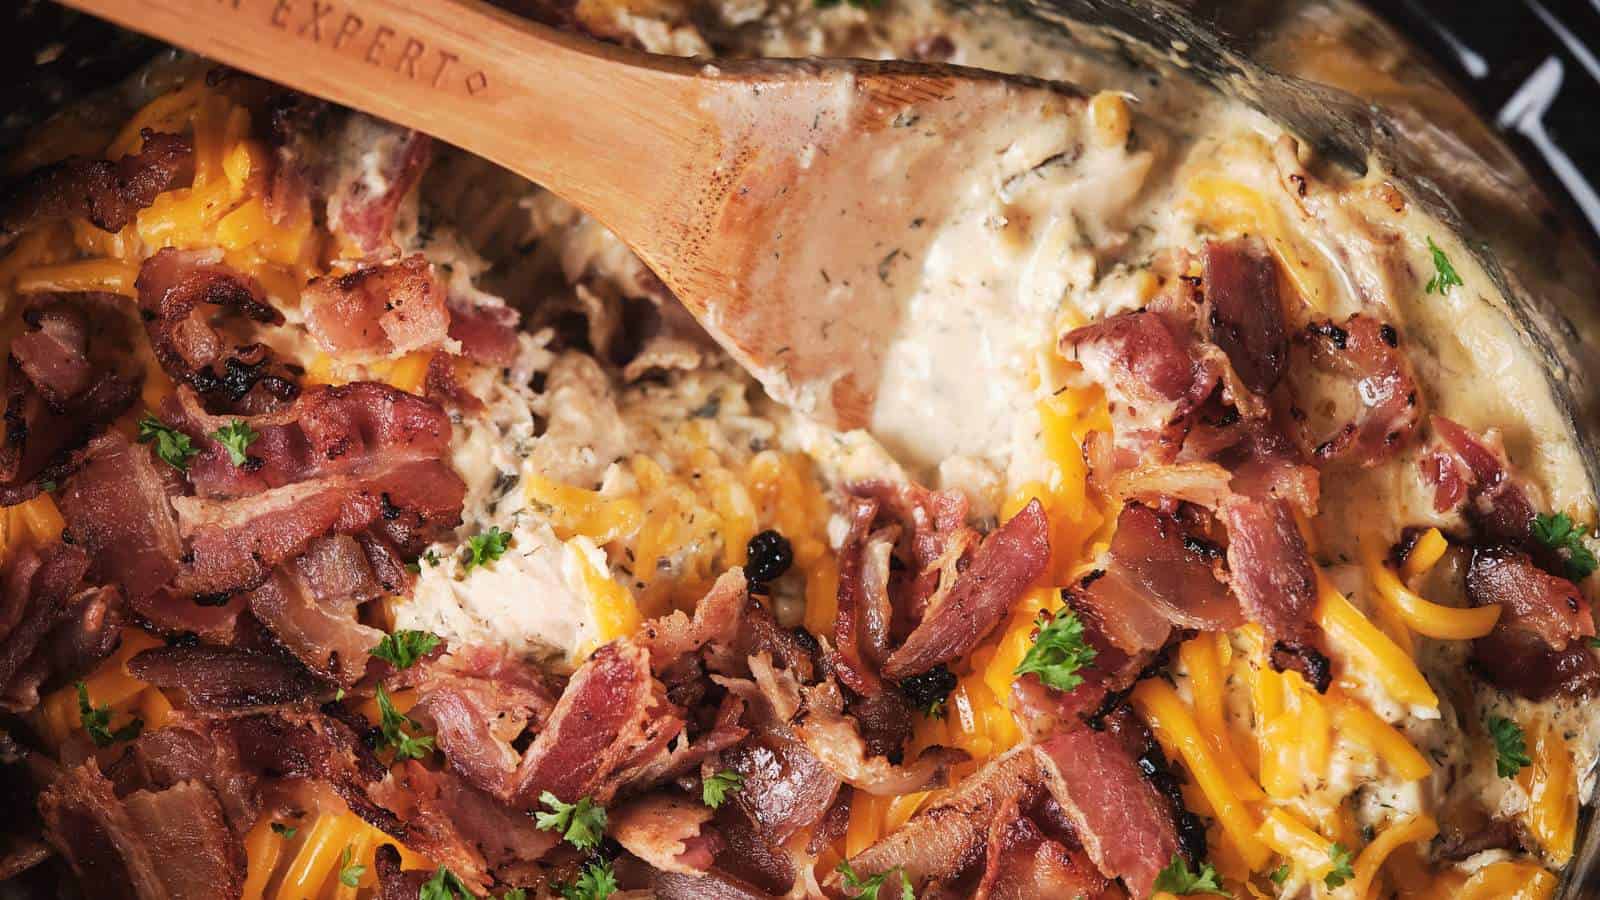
left=1424, top=416, right=1536, bottom=542
left=1202, top=237, right=1289, bottom=395
left=135, top=248, right=298, bottom=413
left=448, top=295, right=522, bottom=368
left=39, top=762, right=245, bottom=900
left=1298, top=314, right=1422, bottom=467
left=832, top=497, right=891, bottom=695
left=0, top=542, right=100, bottom=713
left=57, top=431, right=184, bottom=601
left=511, top=639, right=684, bottom=806
left=0, top=131, right=192, bottom=247
left=302, top=256, right=450, bottom=358
left=0, top=294, right=140, bottom=504
left=1468, top=547, right=1593, bottom=651
left=839, top=748, right=1044, bottom=890
left=127, top=643, right=324, bottom=710
left=1036, top=726, right=1182, bottom=898
left=325, top=117, right=431, bottom=259
left=1221, top=495, right=1316, bottom=644
left=612, top=794, right=719, bottom=875
left=1079, top=502, right=1238, bottom=649
left=881, top=499, right=1050, bottom=680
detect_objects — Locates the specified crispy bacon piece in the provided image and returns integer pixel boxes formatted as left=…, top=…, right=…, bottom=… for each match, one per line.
left=720, top=727, right=840, bottom=844
left=448, top=295, right=522, bottom=367
left=881, top=500, right=1050, bottom=680
left=373, top=845, right=432, bottom=900
left=3, top=583, right=122, bottom=713
left=1423, top=416, right=1536, bottom=543
left=613, top=794, right=720, bottom=875
left=971, top=798, right=1113, bottom=900
left=832, top=497, right=894, bottom=694
left=103, top=723, right=261, bottom=834
left=1221, top=495, right=1317, bottom=644
left=1074, top=502, right=1238, bottom=655
left=0, top=542, right=101, bottom=712
left=1202, top=237, right=1288, bottom=395
left=637, top=569, right=749, bottom=673
left=373, top=761, right=555, bottom=892
left=126, top=643, right=324, bottom=710
left=839, top=748, right=1044, bottom=890
left=302, top=256, right=450, bottom=358
left=1468, top=547, right=1593, bottom=650
left=1063, top=307, right=1225, bottom=471
left=0, top=131, right=191, bottom=247
left=1, top=294, right=140, bottom=504
left=793, top=679, right=966, bottom=796
left=38, top=763, right=245, bottom=900
left=325, top=116, right=432, bottom=258
left=168, top=380, right=453, bottom=500
left=171, top=456, right=463, bottom=597
left=57, top=431, right=184, bottom=603
left=1036, top=726, right=1182, bottom=899
left=404, top=648, right=554, bottom=798
left=135, top=248, right=298, bottom=413
left=1298, top=315, right=1422, bottom=467
left=1469, top=547, right=1600, bottom=700
left=244, top=535, right=388, bottom=685
left=511, top=639, right=684, bottom=806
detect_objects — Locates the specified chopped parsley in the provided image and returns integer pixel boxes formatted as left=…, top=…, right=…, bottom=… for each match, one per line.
left=374, top=685, right=435, bottom=761
left=136, top=414, right=198, bottom=472
left=1423, top=236, right=1464, bottom=295
left=535, top=792, right=607, bottom=850
left=702, top=769, right=744, bottom=809
left=1532, top=512, right=1598, bottom=579
left=211, top=420, right=259, bottom=467
left=370, top=629, right=441, bottom=670
left=1323, top=844, right=1354, bottom=889
left=1488, top=714, right=1532, bottom=778
left=270, top=822, right=298, bottom=839
left=464, top=526, right=512, bottom=570
left=1012, top=607, right=1097, bottom=693
left=337, top=845, right=366, bottom=888
left=419, top=867, right=474, bottom=900
left=555, top=860, right=617, bottom=900
left=76, top=681, right=142, bottom=747
left=1152, top=855, right=1229, bottom=896
left=1269, top=863, right=1291, bottom=885
left=405, top=549, right=442, bottom=575
left=835, top=861, right=914, bottom=900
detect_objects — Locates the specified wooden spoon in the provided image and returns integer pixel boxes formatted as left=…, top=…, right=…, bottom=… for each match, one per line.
left=61, top=0, right=1095, bottom=472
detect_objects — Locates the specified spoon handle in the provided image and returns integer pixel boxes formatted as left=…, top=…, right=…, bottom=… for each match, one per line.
left=59, top=0, right=710, bottom=239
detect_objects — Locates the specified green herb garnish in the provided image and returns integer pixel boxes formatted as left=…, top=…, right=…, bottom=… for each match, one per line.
left=1488, top=714, right=1532, bottom=778
left=1152, top=855, right=1230, bottom=896
left=1013, top=607, right=1097, bottom=692
left=1533, top=512, right=1598, bottom=579
left=464, top=526, right=512, bottom=570
left=1424, top=236, right=1464, bottom=295
left=1323, top=844, right=1354, bottom=889
left=702, top=769, right=745, bottom=809
left=137, top=414, right=198, bottom=472
left=76, top=681, right=142, bottom=747
left=211, top=420, right=259, bottom=467
left=375, top=684, right=435, bottom=761
left=535, top=792, right=607, bottom=850
left=370, top=629, right=441, bottom=670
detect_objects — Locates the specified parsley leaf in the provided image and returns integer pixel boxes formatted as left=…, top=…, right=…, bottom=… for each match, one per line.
left=1152, top=855, right=1230, bottom=896
left=211, top=420, right=259, bottom=467
left=337, top=845, right=366, bottom=888
left=1532, top=512, right=1598, bottom=579
left=556, top=860, right=618, bottom=900
left=702, top=769, right=744, bottom=809
left=419, top=867, right=474, bottom=900
left=535, top=792, right=607, bottom=850
left=137, top=414, right=198, bottom=472
left=836, top=861, right=913, bottom=900
left=1488, top=714, right=1532, bottom=778
left=1269, top=863, right=1291, bottom=885
left=270, top=822, right=297, bottom=839
left=464, top=526, right=512, bottom=570
left=1012, top=607, right=1097, bottom=692
left=374, top=684, right=435, bottom=761
left=1323, top=844, right=1355, bottom=889
left=76, top=681, right=143, bottom=747
left=1424, top=236, right=1464, bottom=295
left=370, top=629, right=441, bottom=670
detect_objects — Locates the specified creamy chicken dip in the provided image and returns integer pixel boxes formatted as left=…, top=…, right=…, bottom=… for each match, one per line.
left=0, top=1, right=1595, bottom=898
